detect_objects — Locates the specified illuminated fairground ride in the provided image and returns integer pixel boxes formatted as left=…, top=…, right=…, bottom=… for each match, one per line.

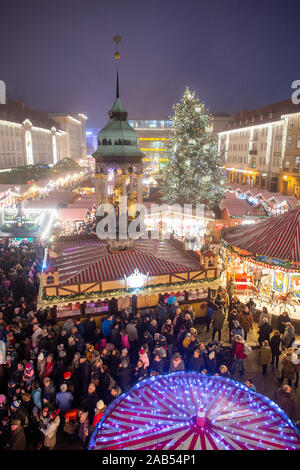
left=89, top=372, right=300, bottom=451
left=221, top=207, right=300, bottom=320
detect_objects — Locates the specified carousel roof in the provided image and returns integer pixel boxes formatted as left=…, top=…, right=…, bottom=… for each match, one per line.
left=89, top=372, right=300, bottom=451
left=222, top=207, right=300, bottom=262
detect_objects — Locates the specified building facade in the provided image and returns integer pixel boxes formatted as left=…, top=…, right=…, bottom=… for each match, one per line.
left=48, top=113, right=87, bottom=160
left=0, top=101, right=87, bottom=169
left=218, top=99, right=300, bottom=197
left=128, top=115, right=231, bottom=173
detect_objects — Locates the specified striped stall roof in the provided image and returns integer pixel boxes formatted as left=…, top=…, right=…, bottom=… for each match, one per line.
left=223, top=207, right=300, bottom=262
left=62, top=250, right=196, bottom=284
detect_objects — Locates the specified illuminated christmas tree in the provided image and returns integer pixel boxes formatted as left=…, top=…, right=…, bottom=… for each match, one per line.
left=159, top=88, right=224, bottom=213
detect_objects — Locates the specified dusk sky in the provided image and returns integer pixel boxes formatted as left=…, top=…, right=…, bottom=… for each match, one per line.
left=1, top=0, right=300, bottom=128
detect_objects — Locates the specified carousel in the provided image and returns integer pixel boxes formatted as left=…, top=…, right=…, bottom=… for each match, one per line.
left=222, top=207, right=300, bottom=320
left=89, top=372, right=300, bottom=451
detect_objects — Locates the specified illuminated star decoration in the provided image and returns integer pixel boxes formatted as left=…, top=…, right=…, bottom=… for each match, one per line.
left=89, top=372, right=300, bottom=451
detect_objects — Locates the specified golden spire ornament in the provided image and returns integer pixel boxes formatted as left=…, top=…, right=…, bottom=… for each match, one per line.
left=113, top=35, right=121, bottom=59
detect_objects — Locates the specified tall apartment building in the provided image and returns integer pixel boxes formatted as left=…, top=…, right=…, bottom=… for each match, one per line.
left=128, top=119, right=172, bottom=172
left=218, top=99, right=300, bottom=197
left=0, top=98, right=87, bottom=170
left=128, top=114, right=231, bottom=173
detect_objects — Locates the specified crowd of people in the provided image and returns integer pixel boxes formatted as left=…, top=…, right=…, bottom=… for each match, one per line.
left=0, top=243, right=299, bottom=450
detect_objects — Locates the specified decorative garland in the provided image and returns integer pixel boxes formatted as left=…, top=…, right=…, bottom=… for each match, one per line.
left=221, top=239, right=300, bottom=272
left=41, top=277, right=220, bottom=304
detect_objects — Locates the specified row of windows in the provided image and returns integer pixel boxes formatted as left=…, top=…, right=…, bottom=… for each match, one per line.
left=0, top=153, right=24, bottom=166
left=0, top=125, right=21, bottom=137
left=288, top=117, right=300, bottom=129
left=287, top=136, right=300, bottom=148
left=1, top=141, right=22, bottom=151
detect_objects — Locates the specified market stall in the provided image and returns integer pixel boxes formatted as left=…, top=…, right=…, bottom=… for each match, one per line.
left=222, top=207, right=300, bottom=320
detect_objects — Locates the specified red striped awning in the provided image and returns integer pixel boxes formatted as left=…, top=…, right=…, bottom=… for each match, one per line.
left=223, top=207, right=300, bottom=262
left=63, top=250, right=194, bottom=284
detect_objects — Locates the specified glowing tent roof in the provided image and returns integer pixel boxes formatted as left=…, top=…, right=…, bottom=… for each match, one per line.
left=89, top=372, right=300, bottom=451
left=222, top=207, right=300, bottom=262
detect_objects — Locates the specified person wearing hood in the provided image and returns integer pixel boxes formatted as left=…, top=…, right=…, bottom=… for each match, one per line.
left=282, top=323, right=295, bottom=350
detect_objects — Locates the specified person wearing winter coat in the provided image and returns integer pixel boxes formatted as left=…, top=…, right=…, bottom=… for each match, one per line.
left=188, top=348, right=205, bottom=372
left=218, top=365, right=231, bottom=378
left=78, top=357, right=91, bottom=398
left=55, top=384, right=74, bottom=414
left=260, top=340, right=272, bottom=375
left=134, top=360, right=149, bottom=382
left=277, top=351, right=298, bottom=386
left=42, top=377, right=56, bottom=405
left=150, top=355, right=165, bottom=376
left=92, top=400, right=106, bottom=428
left=77, top=410, right=89, bottom=449
left=227, top=309, right=239, bottom=342
left=231, top=321, right=244, bottom=342
left=116, top=360, right=131, bottom=391
left=238, top=307, right=253, bottom=342
left=41, top=409, right=60, bottom=450
left=277, top=311, right=290, bottom=335
left=120, top=330, right=130, bottom=350
left=270, top=330, right=281, bottom=368
left=275, top=385, right=296, bottom=419
left=258, top=307, right=272, bottom=327
left=206, top=300, right=218, bottom=333
left=138, top=348, right=149, bottom=369
left=258, top=318, right=273, bottom=347
left=31, top=381, right=42, bottom=410
left=169, top=352, right=185, bottom=372
left=125, top=321, right=139, bottom=345
left=40, top=354, right=54, bottom=379
left=7, top=419, right=26, bottom=450
left=211, top=308, right=225, bottom=341
left=232, top=335, right=247, bottom=376
left=101, top=315, right=114, bottom=338
left=207, top=350, right=217, bottom=375
left=282, top=323, right=295, bottom=350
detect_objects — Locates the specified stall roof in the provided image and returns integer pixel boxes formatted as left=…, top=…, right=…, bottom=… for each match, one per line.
left=51, top=237, right=202, bottom=284
left=57, top=207, right=89, bottom=221
left=220, top=198, right=268, bottom=217
left=222, top=207, right=300, bottom=261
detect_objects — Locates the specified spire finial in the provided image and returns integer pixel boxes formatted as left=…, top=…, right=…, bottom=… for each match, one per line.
left=113, top=35, right=121, bottom=60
